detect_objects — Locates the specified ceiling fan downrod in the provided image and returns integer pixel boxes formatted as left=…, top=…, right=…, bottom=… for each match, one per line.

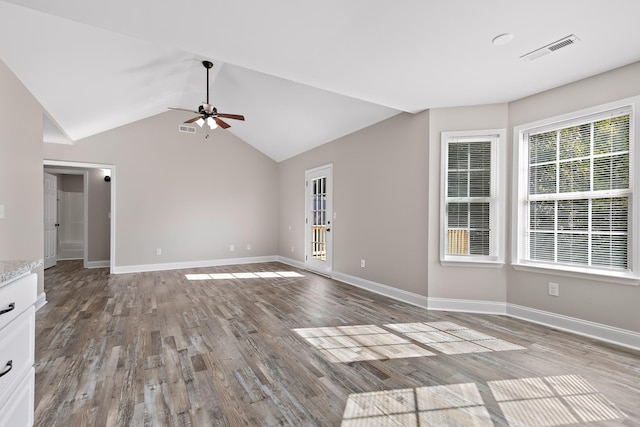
left=203, top=60, right=213, bottom=105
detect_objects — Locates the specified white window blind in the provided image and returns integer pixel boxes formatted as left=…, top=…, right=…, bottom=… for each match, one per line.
left=442, top=131, right=502, bottom=264
left=524, top=108, right=631, bottom=271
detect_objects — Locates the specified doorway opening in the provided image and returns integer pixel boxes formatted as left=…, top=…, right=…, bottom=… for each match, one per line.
left=43, top=160, right=115, bottom=273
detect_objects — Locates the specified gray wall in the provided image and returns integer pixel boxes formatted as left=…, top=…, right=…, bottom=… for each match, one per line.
left=86, top=168, right=110, bottom=262
left=428, top=104, right=509, bottom=302
left=278, top=111, right=430, bottom=296
left=44, top=111, right=279, bottom=268
left=506, top=62, right=640, bottom=332
left=0, top=60, right=45, bottom=294
left=60, top=174, right=83, bottom=192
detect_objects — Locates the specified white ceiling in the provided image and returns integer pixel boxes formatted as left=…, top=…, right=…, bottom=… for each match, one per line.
left=2, top=0, right=640, bottom=161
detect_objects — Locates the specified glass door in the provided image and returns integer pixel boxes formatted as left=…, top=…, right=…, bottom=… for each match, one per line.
left=305, top=164, right=333, bottom=275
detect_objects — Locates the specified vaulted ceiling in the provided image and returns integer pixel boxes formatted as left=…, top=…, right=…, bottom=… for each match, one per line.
left=2, top=1, right=640, bottom=161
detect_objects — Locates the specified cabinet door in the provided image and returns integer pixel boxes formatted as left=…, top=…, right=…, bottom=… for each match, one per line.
left=0, top=307, right=35, bottom=405
left=0, top=273, right=37, bottom=330
left=0, top=367, right=34, bottom=427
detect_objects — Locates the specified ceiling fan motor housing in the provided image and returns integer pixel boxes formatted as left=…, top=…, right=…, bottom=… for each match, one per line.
left=198, top=104, right=217, bottom=116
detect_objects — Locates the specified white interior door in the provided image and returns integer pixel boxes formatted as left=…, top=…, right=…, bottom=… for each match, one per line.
left=305, top=164, right=333, bottom=275
left=44, top=172, right=58, bottom=269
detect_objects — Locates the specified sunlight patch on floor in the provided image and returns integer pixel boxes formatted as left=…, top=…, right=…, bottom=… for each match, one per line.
left=341, top=375, right=625, bottom=426
left=294, top=321, right=525, bottom=363
left=386, top=321, right=527, bottom=355
left=489, top=375, right=626, bottom=426
left=341, top=383, right=492, bottom=427
left=294, top=325, right=434, bottom=363
left=185, top=271, right=305, bottom=281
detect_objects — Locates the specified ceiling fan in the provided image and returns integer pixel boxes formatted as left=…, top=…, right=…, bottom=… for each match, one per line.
left=169, top=60, right=245, bottom=130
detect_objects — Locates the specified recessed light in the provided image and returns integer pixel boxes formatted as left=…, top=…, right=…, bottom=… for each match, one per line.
left=492, top=33, right=514, bottom=46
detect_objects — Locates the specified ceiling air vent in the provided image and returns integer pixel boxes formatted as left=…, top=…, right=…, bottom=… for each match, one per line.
left=178, top=125, right=196, bottom=134
left=520, top=35, right=580, bottom=61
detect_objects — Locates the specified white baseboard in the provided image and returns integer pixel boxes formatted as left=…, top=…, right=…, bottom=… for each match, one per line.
left=506, top=303, right=640, bottom=351
left=112, top=256, right=278, bottom=274
left=35, top=292, right=47, bottom=311
left=86, top=260, right=110, bottom=269
left=275, top=256, right=306, bottom=270
left=428, top=297, right=507, bottom=315
left=331, top=271, right=429, bottom=309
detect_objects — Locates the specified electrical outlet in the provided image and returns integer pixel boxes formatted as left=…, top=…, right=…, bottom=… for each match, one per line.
left=230, top=245, right=235, bottom=252
left=156, top=248, right=162, bottom=256
left=247, top=244, right=251, bottom=251
left=291, top=246, right=295, bottom=253
left=0, top=204, right=4, bottom=219
left=360, top=259, right=366, bottom=268
left=548, top=282, right=559, bottom=297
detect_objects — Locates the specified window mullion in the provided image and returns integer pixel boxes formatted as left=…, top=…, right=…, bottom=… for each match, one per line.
left=467, top=143, right=471, bottom=253
left=552, top=200, right=557, bottom=264
left=588, top=122, right=594, bottom=267
left=554, top=130, right=560, bottom=264
left=587, top=199, right=593, bottom=265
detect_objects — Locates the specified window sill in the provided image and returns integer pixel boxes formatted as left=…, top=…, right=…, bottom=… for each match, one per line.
left=440, top=259, right=505, bottom=268
left=511, top=263, right=640, bottom=286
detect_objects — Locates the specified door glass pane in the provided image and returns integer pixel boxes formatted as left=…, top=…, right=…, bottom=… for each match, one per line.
left=311, top=176, right=327, bottom=260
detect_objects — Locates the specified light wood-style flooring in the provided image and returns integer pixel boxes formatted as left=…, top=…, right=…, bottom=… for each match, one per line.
left=35, top=260, right=639, bottom=426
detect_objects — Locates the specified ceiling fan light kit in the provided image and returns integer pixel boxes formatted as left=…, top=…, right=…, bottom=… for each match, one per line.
left=206, top=117, right=218, bottom=129
left=169, top=60, right=244, bottom=131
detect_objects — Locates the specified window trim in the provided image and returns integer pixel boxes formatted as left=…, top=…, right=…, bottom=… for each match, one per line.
left=512, top=96, right=640, bottom=286
left=440, top=129, right=506, bottom=267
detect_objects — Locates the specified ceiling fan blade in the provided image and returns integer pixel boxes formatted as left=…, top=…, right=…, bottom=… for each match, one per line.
left=184, top=116, right=203, bottom=124
left=217, top=113, right=245, bottom=121
left=214, top=117, right=231, bottom=129
left=168, top=107, right=198, bottom=114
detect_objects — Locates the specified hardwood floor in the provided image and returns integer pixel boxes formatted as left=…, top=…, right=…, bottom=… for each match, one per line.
left=35, top=260, right=639, bottom=426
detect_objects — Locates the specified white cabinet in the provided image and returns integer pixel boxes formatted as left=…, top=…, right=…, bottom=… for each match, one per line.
left=0, top=273, right=37, bottom=427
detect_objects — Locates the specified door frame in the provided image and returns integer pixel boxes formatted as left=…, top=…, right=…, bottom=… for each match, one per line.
left=43, top=168, right=89, bottom=268
left=44, top=160, right=116, bottom=274
left=43, top=172, right=58, bottom=269
left=305, top=163, right=333, bottom=275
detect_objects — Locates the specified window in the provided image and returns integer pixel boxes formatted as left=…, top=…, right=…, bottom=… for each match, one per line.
left=514, top=98, right=639, bottom=282
left=441, top=130, right=504, bottom=265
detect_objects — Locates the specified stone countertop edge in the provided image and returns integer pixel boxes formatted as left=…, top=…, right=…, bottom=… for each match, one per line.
left=0, top=259, right=44, bottom=284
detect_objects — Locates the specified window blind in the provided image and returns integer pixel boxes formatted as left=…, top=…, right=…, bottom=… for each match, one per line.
left=525, top=108, right=631, bottom=270
left=446, top=139, right=493, bottom=256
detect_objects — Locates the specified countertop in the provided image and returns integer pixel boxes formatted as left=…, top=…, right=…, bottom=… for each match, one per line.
left=0, top=259, right=43, bottom=284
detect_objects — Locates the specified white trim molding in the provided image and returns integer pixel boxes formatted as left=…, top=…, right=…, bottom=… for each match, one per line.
left=427, top=297, right=506, bottom=315
left=35, top=292, right=47, bottom=311
left=512, top=96, right=640, bottom=284
left=331, top=271, right=428, bottom=308
left=44, top=159, right=116, bottom=275
left=87, top=260, right=110, bottom=269
left=112, top=256, right=278, bottom=274
left=440, top=129, right=506, bottom=265
left=275, top=256, right=306, bottom=270
left=506, top=303, right=640, bottom=351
